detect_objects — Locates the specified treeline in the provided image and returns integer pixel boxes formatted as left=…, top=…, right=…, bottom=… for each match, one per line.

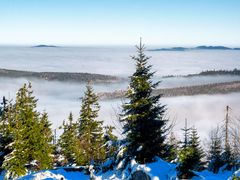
left=0, top=42, right=240, bottom=179
left=98, top=81, right=240, bottom=100
left=0, top=68, right=119, bottom=83
left=197, top=69, right=240, bottom=76
left=163, top=68, right=240, bottom=78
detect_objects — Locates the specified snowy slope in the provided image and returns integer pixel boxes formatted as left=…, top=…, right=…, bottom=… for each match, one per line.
left=15, top=158, right=239, bottom=180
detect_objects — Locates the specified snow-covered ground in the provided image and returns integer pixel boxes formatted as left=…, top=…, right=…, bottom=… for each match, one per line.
left=17, top=168, right=89, bottom=180
left=12, top=158, right=239, bottom=180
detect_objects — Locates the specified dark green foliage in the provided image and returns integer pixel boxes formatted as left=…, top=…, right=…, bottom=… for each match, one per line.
left=208, top=127, right=224, bottom=173
left=77, top=84, right=106, bottom=165
left=58, top=112, right=78, bottom=165
left=37, top=112, right=54, bottom=170
left=177, top=147, right=196, bottom=179
left=177, top=127, right=205, bottom=179
left=188, top=127, right=205, bottom=171
left=2, top=83, right=53, bottom=178
left=57, top=85, right=114, bottom=167
left=121, top=40, right=168, bottom=163
left=0, top=97, right=13, bottom=171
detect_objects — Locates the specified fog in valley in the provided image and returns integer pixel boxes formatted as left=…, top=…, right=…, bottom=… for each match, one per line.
left=1, top=77, right=239, bottom=141
left=0, top=46, right=240, bottom=141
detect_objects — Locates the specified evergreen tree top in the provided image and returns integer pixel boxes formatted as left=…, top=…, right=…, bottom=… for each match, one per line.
left=189, top=127, right=201, bottom=148
left=79, top=84, right=100, bottom=124
left=180, top=119, right=191, bottom=148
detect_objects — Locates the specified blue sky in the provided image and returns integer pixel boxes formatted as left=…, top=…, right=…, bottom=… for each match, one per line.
left=0, top=0, right=240, bottom=46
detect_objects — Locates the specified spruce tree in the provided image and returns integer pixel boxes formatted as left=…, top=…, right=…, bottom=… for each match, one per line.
left=2, top=85, right=32, bottom=177
left=58, top=112, right=78, bottom=165
left=121, top=40, right=168, bottom=163
left=2, top=83, right=53, bottom=178
left=208, top=127, right=224, bottom=173
left=177, top=146, right=196, bottom=179
left=188, top=127, right=205, bottom=171
left=177, top=127, right=205, bottom=179
left=77, top=84, right=106, bottom=165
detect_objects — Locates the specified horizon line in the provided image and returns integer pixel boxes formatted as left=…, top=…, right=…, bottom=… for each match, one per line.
left=1, top=44, right=240, bottom=48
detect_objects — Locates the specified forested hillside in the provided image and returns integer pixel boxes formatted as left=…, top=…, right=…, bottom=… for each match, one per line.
left=0, top=68, right=120, bottom=83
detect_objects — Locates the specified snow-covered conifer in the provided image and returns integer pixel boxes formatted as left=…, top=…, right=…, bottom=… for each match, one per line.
left=121, top=40, right=169, bottom=163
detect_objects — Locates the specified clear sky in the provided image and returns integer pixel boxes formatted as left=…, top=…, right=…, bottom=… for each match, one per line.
left=0, top=0, right=240, bottom=46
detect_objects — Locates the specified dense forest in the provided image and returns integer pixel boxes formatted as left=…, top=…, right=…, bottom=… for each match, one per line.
left=190, top=69, right=240, bottom=76
left=0, top=42, right=239, bottom=179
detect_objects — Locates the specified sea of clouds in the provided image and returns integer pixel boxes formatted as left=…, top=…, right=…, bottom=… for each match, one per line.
left=0, top=46, right=240, bottom=141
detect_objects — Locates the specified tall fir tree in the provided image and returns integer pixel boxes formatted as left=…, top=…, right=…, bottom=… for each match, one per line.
left=77, top=84, right=106, bottom=165
left=58, top=112, right=78, bottom=165
left=188, top=127, right=205, bottom=171
left=121, top=40, right=168, bottom=163
left=2, top=83, right=53, bottom=178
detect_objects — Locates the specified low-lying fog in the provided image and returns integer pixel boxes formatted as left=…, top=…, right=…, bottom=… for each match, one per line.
left=0, top=77, right=239, bottom=141
left=0, top=46, right=240, bottom=141
left=1, top=46, right=240, bottom=77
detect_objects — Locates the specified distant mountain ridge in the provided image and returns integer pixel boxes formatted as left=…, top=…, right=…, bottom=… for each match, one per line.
left=149, top=46, right=240, bottom=51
